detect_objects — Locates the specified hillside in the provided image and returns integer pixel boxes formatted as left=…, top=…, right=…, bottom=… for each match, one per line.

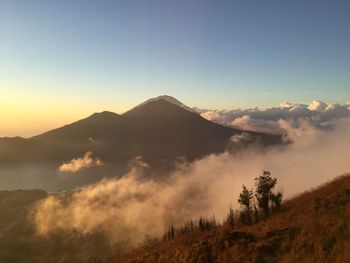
left=0, top=174, right=349, bottom=263
left=112, top=174, right=350, bottom=263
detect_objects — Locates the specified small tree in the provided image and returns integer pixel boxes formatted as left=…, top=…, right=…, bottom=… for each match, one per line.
left=171, top=225, right=175, bottom=239
left=255, top=170, right=282, bottom=217
left=271, top=191, right=283, bottom=210
left=238, top=185, right=253, bottom=224
left=198, top=217, right=204, bottom=231
left=225, top=207, right=235, bottom=229
left=163, top=224, right=175, bottom=240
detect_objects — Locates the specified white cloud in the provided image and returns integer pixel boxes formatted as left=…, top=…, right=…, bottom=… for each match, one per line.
left=58, top=152, right=103, bottom=173
left=230, top=115, right=282, bottom=134
left=198, top=101, right=350, bottom=134
left=308, top=100, right=327, bottom=111
left=200, top=111, right=222, bottom=121
left=230, top=115, right=253, bottom=130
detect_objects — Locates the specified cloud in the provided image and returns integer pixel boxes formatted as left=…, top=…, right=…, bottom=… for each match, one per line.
left=278, top=119, right=320, bottom=145
left=230, top=115, right=251, bottom=129
left=32, top=118, right=350, bottom=250
left=199, top=100, right=350, bottom=134
left=307, top=100, right=327, bottom=111
left=200, top=111, right=222, bottom=121
left=58, top=152, right=103, bottom=173
left=230, top=132, right=253, bottom=143
left=231, top=115, right=281, bottom=134
left=34, top=159, right=157, bottom=247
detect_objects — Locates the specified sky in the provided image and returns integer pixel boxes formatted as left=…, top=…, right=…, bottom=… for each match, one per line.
left=1, top=0, right=350, bottom=137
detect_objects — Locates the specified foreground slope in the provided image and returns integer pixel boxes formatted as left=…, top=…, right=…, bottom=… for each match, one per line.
left=0, top=174, right=349, bottom=263
left=113, top=174, right=350, bottom=263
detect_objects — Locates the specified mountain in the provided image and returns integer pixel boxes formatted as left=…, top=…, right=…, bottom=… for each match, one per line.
left=32, top=98, right=281, bottom=167
left=130, top=95, right=197, bottom=113
left=0, top=96, right=282, bottom=190
left=32, top=111, right=121, bottom=142
left=112, top=174, right=350, bottom=263
left=34, top=98, right=234, bottom=146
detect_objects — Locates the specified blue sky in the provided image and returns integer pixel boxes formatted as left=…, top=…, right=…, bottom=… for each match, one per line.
left=1, top=0, right=350, bottom=136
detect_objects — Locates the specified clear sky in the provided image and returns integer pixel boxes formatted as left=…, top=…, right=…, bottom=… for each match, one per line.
left=1, top=0, right=350, bottom=137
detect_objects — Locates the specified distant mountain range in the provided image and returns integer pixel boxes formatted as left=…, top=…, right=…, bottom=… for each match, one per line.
left=0, top=96, right=282, bottom=190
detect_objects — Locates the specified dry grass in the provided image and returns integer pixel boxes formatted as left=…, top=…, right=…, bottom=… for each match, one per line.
left=112, top=174, right=350, bottom=263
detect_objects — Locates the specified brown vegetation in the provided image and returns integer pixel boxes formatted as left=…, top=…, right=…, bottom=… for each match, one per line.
left=111, top=173, right=350, bottom=263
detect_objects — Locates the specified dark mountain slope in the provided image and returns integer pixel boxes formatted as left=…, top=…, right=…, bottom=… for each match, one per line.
left=27, top=99, right=281, bottom=164
left=33, top=99, right=237, bottom=146
left=0, top=97, right=282, bottom=189
left=119, top=99, right=241, bottom=159
left=32, top=111, right=121, bottom=142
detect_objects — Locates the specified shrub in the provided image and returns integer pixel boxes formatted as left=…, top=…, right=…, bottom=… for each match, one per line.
left=238, top=185, right=253, bottom=224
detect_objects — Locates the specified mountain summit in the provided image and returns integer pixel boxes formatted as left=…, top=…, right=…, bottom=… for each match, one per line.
left=0, top=96, right=282, bottom=190
left=130, top=95, right=197, bottom=113
left=32, top=98, right=247, bottom=164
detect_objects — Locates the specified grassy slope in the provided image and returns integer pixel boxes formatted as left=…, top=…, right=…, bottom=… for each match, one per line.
left=113, top=174, right=350, bottom=263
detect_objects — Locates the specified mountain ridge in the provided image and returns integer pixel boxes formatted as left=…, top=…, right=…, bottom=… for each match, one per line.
left=31, top=98, right=245, bottom=144
left=0, top=96, right=283, bottom=190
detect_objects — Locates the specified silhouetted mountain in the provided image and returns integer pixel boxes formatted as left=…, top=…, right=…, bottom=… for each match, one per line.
left=131, top=95, right=197, bottom=113
left=34, top=98, right=234, bottom=145
left=0, top=96, right=282, bottom=190
left=32, top=98, right=280, bottom=164
left=32, top=111, right=121, bottom=142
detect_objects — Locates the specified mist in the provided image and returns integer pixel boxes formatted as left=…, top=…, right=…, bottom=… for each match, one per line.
left=31, top=117, right=350, bottom=249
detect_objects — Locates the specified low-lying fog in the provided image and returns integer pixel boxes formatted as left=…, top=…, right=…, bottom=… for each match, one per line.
left=32, top=117, right=350, bottom=249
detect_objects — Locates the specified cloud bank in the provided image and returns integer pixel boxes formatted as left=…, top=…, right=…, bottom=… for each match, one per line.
left=199, top=100, right=350, bottom=134
left=58, top=151, right=103, bottom=173
left=33, top=118, right=350, bottom=249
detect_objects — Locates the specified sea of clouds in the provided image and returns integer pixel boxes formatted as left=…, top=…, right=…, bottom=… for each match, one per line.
left=32, top=113, right=350, bottom=249
left=198, top=100, right=350, bottom=134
